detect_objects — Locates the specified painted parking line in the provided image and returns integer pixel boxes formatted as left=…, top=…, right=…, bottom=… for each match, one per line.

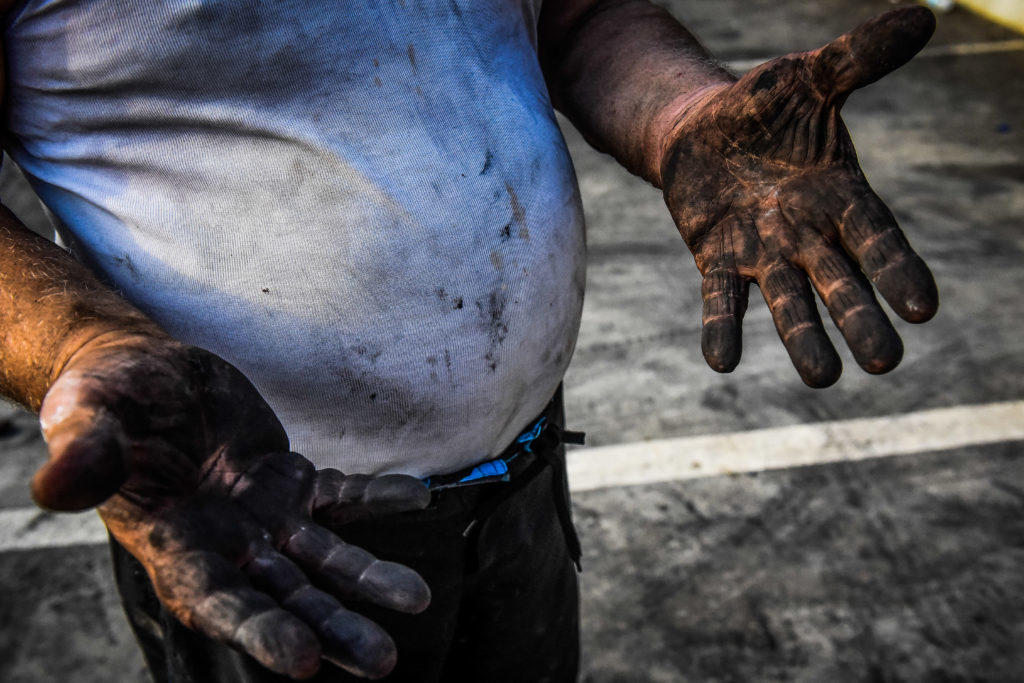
left=0, top=505, right=108, bottom=551
left=725, top=38, right=1024, bottom=72
left=567, top=400, right=1024, bottom=492
left=1, top=401, right=1022, bottom=552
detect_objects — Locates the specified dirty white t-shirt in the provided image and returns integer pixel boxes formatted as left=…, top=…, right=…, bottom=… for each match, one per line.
left=2, top=0, right=586, bottom=476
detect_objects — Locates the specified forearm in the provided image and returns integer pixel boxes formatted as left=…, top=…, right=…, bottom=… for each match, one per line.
left=0, top=206, right=164, bottom=410
left=539, top=0, right=735, bottom=187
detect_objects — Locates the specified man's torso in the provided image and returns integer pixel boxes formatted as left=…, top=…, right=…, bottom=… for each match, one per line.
left=2, top=0, right=587, bottom=476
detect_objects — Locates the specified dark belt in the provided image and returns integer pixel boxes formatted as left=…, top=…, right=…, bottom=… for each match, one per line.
left=422, top=392, right=586, bottom=571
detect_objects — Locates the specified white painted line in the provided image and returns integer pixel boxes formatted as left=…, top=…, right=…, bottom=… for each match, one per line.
left=0, top=507, right=107, bottom=551
left=567, top=400, right=1024, bottom=492
left=725, top=38, right=1024, bottom=72
left=2, top=401, right=1022, bottom=551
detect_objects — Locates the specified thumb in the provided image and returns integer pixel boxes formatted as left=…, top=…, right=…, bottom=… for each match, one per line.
left=812, top=6, right=935, bottom=97
left=34, top=394, right=129, bottom=511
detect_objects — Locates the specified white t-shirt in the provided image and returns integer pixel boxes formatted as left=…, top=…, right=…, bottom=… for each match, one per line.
left=2, top=0, right=587, bottom=477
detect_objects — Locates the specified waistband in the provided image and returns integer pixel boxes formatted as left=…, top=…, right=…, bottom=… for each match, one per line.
left=422, top=395, right=585, bottom=492
left=423, top=388, right=586, bottom=571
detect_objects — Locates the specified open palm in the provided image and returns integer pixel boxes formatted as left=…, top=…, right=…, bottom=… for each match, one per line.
left=660, top=7, right=939, bottom=387
left=35, top=333, right=431, bottom=679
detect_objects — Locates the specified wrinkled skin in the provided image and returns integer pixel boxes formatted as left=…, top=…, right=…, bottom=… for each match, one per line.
left=35, top=332, right=432, bottom=680
left=659, top=7, right=940, bottom=387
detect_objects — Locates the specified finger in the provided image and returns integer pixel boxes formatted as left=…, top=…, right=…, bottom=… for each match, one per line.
left=837, top=191, right=938, bottom=323
left=280, top=521, right=430, bottom=614
left=758, top=260, right=842, bottom=388
left=802, top=241, right=903, bottom=374
left=151, top=549, right=321, bottom=679
left=244, top=547, right=398, bottom=679
left=700, top=264, right=750, bottom=373
left=33, top=397, right=129, bottom=511
left=313, top=471, right=431, bottom=526
left=812, top=6, right=936, bottom=96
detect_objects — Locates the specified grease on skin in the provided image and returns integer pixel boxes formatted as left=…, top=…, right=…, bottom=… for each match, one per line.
left=36, top=334, right=432, bottom=679
left=655, top=8, right=939, bottom=387
left=541, top=4, right=937, bottom=388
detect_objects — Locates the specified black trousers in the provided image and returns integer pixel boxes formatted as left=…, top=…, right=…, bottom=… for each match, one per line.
left=111, top=392, right=581, bottom=683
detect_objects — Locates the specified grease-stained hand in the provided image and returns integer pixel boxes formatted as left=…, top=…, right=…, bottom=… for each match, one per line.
left=659, top=7, right=939, bottom=387
left=33, top=332, right=431, bottom=680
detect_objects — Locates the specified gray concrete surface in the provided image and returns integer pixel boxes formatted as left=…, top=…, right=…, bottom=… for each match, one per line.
left=575, top=444, right=1024, bottom=682
left=1, top=0, right=1023, bottom=681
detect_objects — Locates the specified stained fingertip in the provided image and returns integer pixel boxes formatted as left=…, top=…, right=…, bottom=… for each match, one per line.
left=789, top=331, right=842, bottom=388
left=843, top=313, right=904, bottom=374
left=875, top=6, right=937, bottom=57
left=701, top=266, right=748, bottom=373
left=701, top=319, right=742, bottom=373
left=321, top=613, right=398, bottom=680
left=856, top=334, right=903, bottom=374
left=366, top=646, right=398, bottom=681
left=237, top=611, right=321, bottom=680
left=361, top=560, right=432, bottom=614
left=817, top=6, right=936, bottom=94
left=799, top=355, right=842, bottom=388
left=265, top=576, right=397, bottom=677
left=874, top=257, right=939, bottom=323
left=901, top=293, right=939, bottom=324
left=860, top=338, right=903, bottom=374
left=894, top=5, right=937, bottom=43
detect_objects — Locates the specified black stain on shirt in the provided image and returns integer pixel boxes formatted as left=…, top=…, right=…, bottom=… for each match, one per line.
left=480, top=149, right=494, bottom=175
left=504, top=183, right=529, bottom=239
left=439, top=289, right=464, bottom=311
left=350, top=343, right=382, bottom=364
left=426, top=355, right=439, bottom=383
left=323, top=363, right=429, bottom=430
left=113, top=253, right=139, bottom=280
left=476, top=291, right=508, bottom=372
left=505, top=182, right=525, bottom=227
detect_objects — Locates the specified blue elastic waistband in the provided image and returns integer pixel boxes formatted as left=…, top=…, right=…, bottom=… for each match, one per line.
left=422, top=417, right=549, bottom=491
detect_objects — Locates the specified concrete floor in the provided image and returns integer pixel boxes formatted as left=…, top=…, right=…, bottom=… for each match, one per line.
left=1, top=0, right=1023, bottom=681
